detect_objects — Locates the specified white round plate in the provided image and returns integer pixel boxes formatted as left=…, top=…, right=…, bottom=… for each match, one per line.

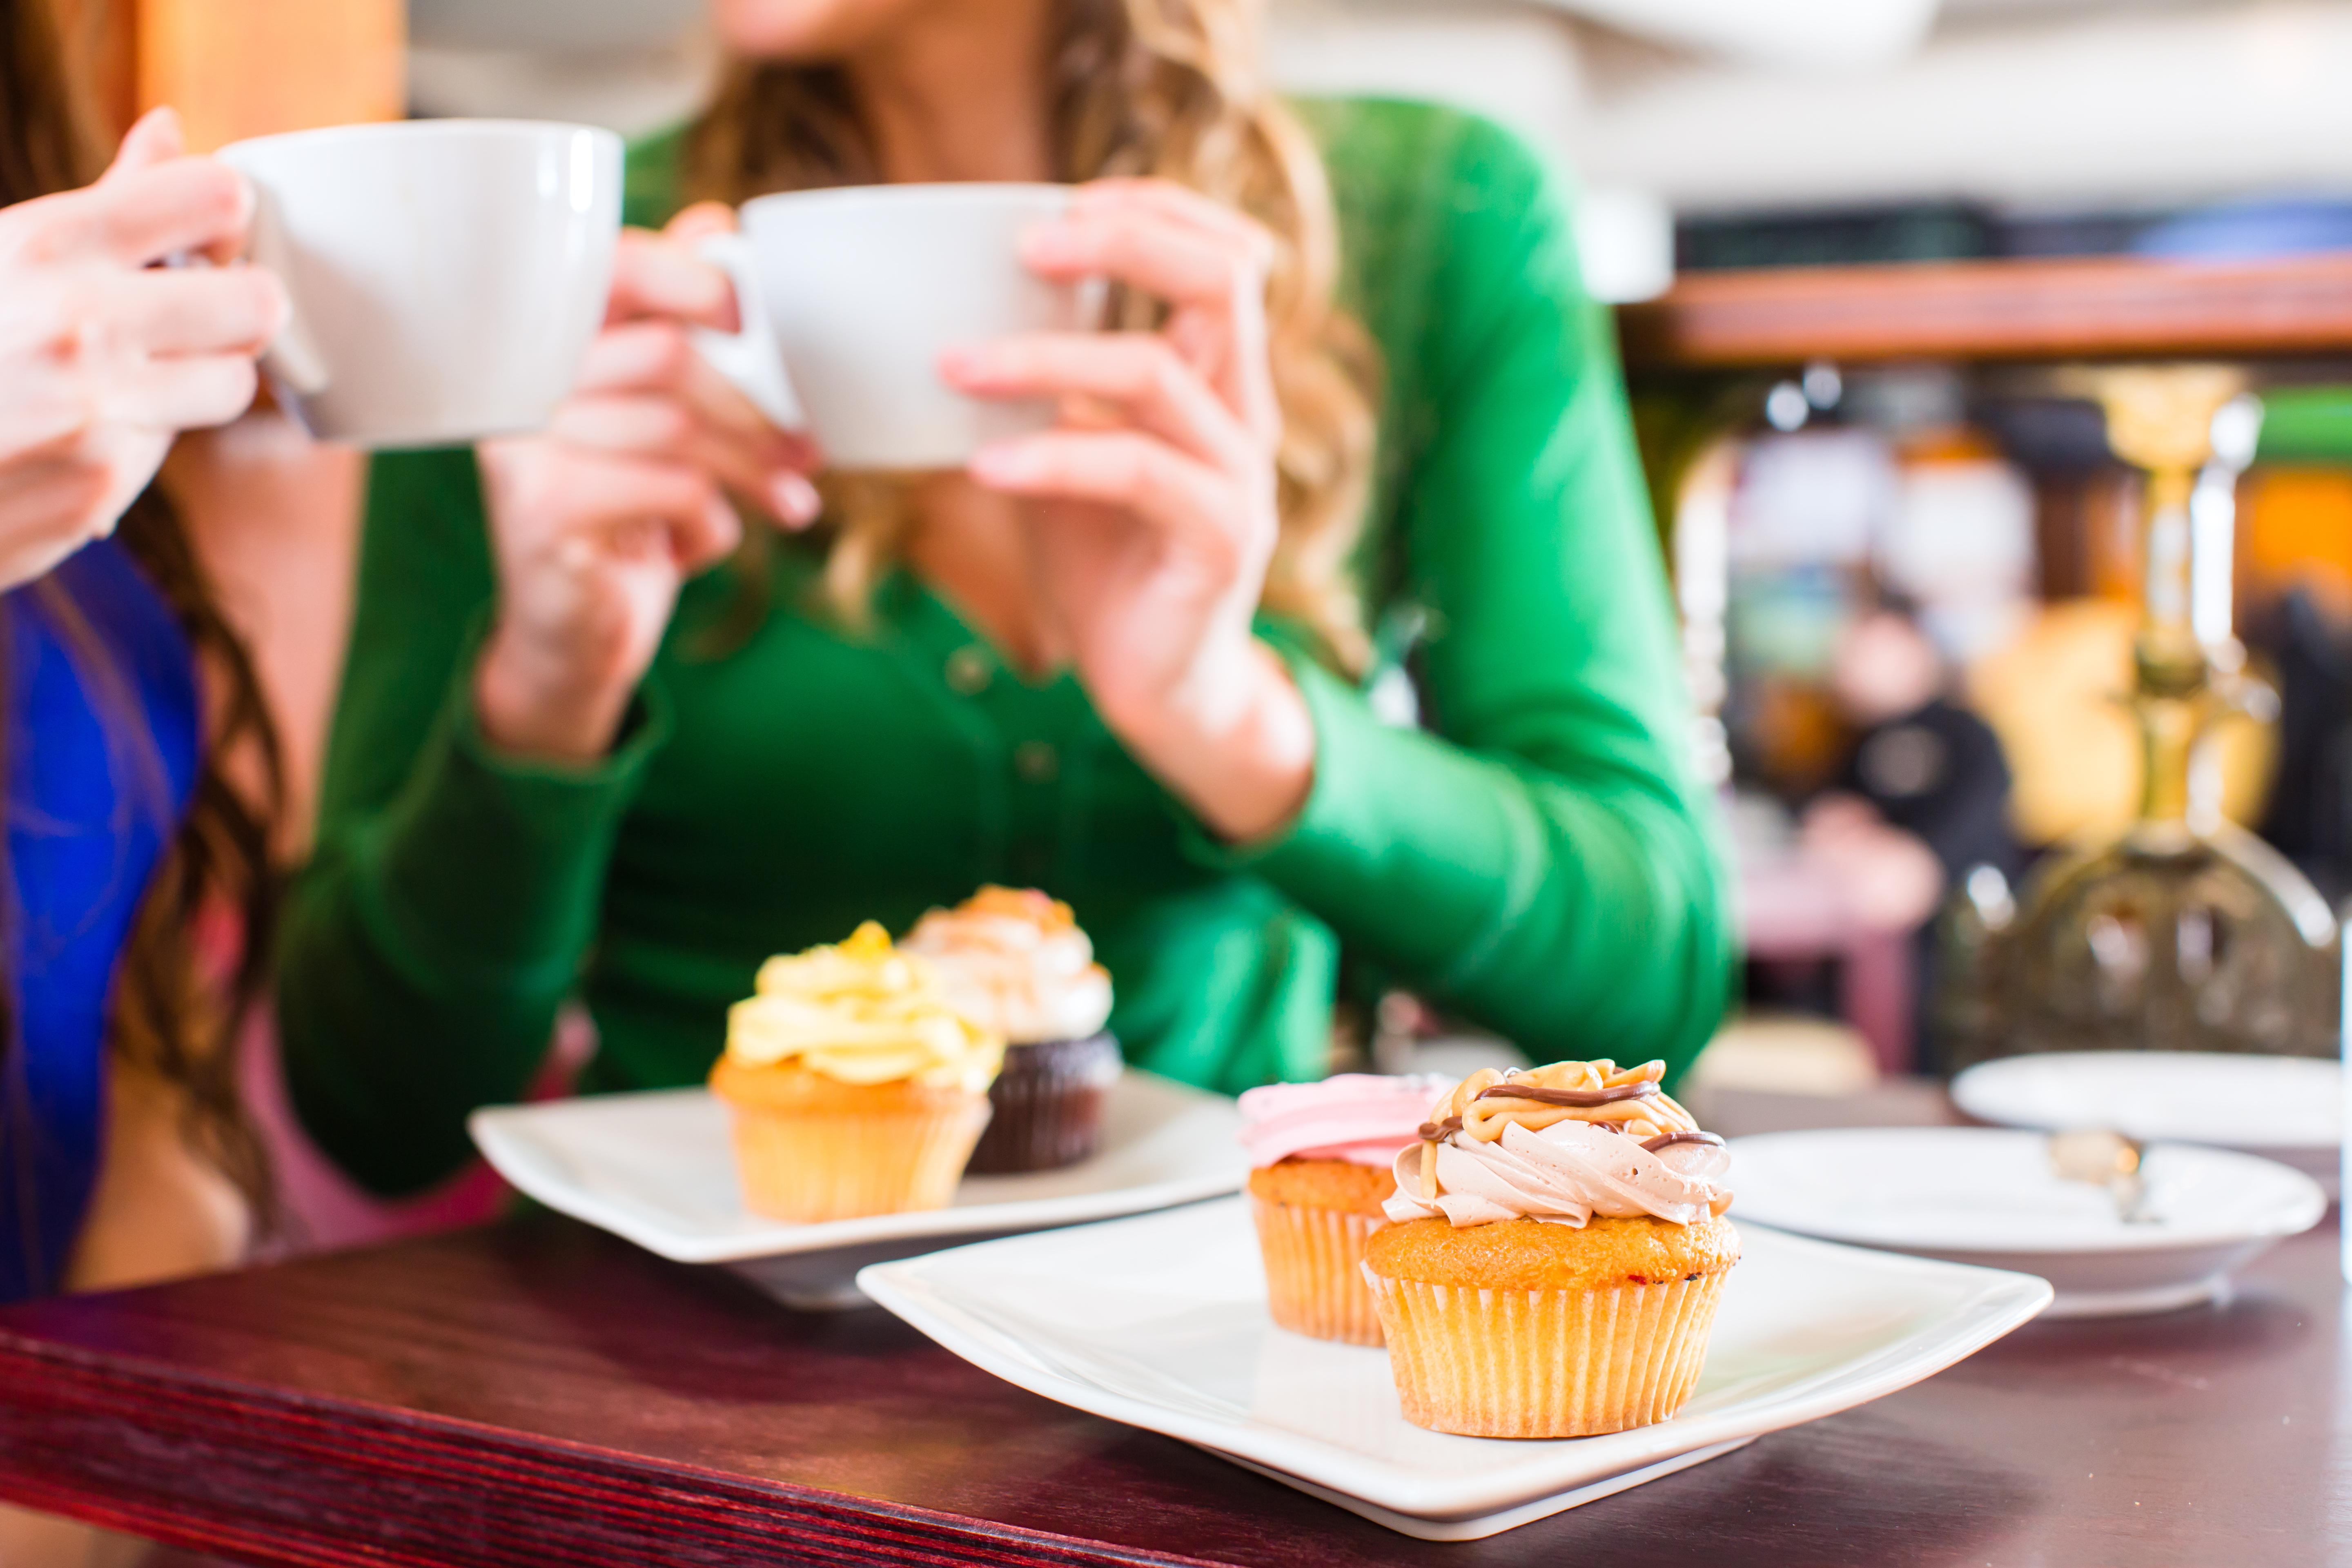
left=1952, top=1052, right=2341, bottom=1197
left=1729, top=1127, right=2327, bottom=1318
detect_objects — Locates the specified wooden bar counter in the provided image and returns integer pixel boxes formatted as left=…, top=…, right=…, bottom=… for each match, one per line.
left=1616, top=251, right=2352, bottom=370
left=0, top=1093, right=2342, bottom=1568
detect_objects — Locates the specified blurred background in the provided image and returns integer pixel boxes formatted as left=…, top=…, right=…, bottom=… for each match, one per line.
left=52, top=0, right=2352, bottom=1119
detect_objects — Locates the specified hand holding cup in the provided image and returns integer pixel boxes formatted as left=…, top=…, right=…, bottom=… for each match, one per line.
left=940, top=178, right=1314, bottom=843
left=0, top=107, right=286, bottom=589
left=475, top=204, right=822, bottom=765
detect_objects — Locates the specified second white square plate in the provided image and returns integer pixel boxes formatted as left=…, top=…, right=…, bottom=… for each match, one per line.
left=468, top=1070, right=1245, bottom=1266
left=858, top=1198, right=2051, bottom=1539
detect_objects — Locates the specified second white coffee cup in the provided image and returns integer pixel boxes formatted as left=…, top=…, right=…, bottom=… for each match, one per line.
left=218, top=119, right=622, bottom=450
left=695, top=183, right=1098, bottom=472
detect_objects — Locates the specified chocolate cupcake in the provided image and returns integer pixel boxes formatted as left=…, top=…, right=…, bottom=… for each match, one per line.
left=903, top=887, right=1119, bottom=1173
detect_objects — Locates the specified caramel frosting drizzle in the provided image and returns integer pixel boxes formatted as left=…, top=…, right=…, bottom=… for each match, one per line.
left=1416, top=1059, right=1709, bottom=1209
left=1441, top=1060, right=1697, bottom=1142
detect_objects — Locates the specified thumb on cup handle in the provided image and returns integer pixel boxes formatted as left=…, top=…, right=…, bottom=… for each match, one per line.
left=690, top=232, right=803, bottom=433
left=212, top=168, right=330, bottom=398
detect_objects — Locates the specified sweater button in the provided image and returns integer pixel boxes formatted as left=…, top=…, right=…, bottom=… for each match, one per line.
left=1015, top=740, right=1059, bottom=783
left=946, top=646, right=991, bottom=695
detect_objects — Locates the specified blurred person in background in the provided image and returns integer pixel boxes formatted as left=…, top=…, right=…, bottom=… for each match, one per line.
left=1814, top=598, right=2017, bottom=900
left=1806, top=595, right=2018, bottom=1058
left=0, top=0, right=291, bottom=1559
left=277, top=0, right=1735, bottom=1194
left=2251, top=586, right=2352, bottom=904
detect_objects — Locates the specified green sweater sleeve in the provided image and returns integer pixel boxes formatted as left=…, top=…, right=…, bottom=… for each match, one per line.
left=276, top=450, right=668, bottom=1195
left=1219, top=107, right=1735, bottom=1074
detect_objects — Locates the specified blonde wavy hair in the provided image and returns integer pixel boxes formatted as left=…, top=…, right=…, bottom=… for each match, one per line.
left=685, top=0, right=1380, bottom=672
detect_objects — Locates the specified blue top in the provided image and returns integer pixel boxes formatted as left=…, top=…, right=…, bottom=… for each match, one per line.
left=0, top=538, right=198, bottom=1302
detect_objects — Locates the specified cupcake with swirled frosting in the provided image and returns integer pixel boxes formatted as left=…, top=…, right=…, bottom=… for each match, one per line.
left=712, top=921, right=1003, bottom=1221
left=902, top=887, right=1118, bottom=1174
left=1238, top=1073, right=1453, bottom=1345
left=1364, top=1058, right=1737, bottom=1438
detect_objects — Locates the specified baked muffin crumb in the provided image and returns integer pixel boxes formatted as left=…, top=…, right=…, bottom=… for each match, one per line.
left=1366, top=1212, right=1741, bottom=1292
left=1247, top=1157, right=1398, bottom=1216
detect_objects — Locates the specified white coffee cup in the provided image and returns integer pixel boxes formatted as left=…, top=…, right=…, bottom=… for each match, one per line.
left=694, top=183, right=1098, bottom=472
left=217, top=120, right=622, bottom=450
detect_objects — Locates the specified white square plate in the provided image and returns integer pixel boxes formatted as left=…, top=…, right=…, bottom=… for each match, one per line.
left=857, top=1198, right=2051, bottom=1539
left=467, top=1070, right=1246, bottom=1267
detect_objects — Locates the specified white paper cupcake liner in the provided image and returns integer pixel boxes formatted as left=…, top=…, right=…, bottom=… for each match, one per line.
left=1251, top=1196, right=1386, bottom=1345
left=1364, top=1268, right=1727, bottom=1437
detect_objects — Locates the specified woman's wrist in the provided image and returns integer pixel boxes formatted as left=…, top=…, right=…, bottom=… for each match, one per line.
left=474, top=622, right=638, bottom=766
left=1107, top=638, right=1317, bottom=844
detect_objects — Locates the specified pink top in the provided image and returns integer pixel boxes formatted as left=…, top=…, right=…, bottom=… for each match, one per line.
left=1236, top=1074, right=1455, bottom=1168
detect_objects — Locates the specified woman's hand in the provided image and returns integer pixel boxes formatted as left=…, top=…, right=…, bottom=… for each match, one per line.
left=0, top=107, right=286, bottom=590
left=939, top=179, right=1314, bottom=842
left=474, top=203, right=821, bottom=764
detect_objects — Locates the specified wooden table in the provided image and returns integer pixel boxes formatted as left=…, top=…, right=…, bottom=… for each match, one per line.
left=0, top=1096, right=2343, bottom=1568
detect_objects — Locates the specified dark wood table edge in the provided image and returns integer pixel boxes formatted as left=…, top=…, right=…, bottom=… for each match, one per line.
left=0, top=1328, right=1225, bottom=1568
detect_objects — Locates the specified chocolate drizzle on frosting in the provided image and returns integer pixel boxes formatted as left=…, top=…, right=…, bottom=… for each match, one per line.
left=1640, top=1130, right=1726, bottom=1154
left=1474, top=1080, right=1660, bottom=1109
left=1415, top=1116, right=1466, bottom=1140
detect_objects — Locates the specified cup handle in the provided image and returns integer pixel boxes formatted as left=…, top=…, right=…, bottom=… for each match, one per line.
left=238, top=182, right=332, bottom=398
left=168, top=179, right=331, bottom=401
left=691, top=232, right=804, bottom=432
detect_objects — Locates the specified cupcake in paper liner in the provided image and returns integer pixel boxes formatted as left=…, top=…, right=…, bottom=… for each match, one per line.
left=711, top=921, right=1003, bottom=1222
left=903, top=887, right=1118, bottom=1174
left=1364, top=1058, right=1738, bottom=1438
left=1236, top=1073, right=1453, bottom=1345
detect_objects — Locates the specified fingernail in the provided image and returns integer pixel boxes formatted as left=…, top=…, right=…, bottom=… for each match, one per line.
left=969, top=443, right=1033, bottom=484
left=1021, top=223, right=1082, bottom=264
left=770, top=472, right=821, bottom=525
left=938, top=344, right=997, bottom=382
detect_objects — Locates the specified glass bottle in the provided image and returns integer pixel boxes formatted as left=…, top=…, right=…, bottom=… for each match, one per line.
left=1989, top=367, right=2340, bottom=1062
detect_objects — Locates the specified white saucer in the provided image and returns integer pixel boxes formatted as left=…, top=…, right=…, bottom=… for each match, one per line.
left=858, top=1197, right=2049, bottom=1539
left=1730, top=1126, right=2328, bottom=1317
left=468, top=1071, right=1244, bottom=1307
left=1953, top=1051, right=2341, bottom=1198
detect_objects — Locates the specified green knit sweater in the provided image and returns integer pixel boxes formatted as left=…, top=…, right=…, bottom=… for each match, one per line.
left=276, top=97, right=1735, bottom=1195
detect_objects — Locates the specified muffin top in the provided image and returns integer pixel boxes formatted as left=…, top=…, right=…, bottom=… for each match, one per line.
left=725, top=921, right=1004, bottom=1091
left=902, top=886, right=1114, bottom=1046
left=1236, top=1073, right=1456, bottom=1169
left=1247, top=1158, right=1397, bottom=1216
left=1385, top=1059, right=1733, bottom=1229
left=1367, top=1212, right=1742, bottom=1292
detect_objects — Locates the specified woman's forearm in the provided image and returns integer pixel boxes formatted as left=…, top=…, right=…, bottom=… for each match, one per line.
left=1106, top=637, right=1316, bottom=846
left=278, top=645, right=662, bottom=1195
left=1217, top=660, right=1732, bottom=1075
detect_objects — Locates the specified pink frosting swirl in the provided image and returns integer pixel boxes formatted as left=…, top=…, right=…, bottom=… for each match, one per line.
left=1237, top=1074, right=1454, bottom=1168
left=1383, top=1120, right=1732, bottom=1228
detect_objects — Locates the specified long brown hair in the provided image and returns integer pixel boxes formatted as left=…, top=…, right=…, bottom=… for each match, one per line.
left=1, top=0, right=284, bottom=1268
left=685, top=0, right=1380, bottom=672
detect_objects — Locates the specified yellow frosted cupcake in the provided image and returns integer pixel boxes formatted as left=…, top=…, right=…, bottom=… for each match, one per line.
left=712, top=922, right=1004, bottom=1222
left=1365, top=1059, right=1737, bottom=1438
